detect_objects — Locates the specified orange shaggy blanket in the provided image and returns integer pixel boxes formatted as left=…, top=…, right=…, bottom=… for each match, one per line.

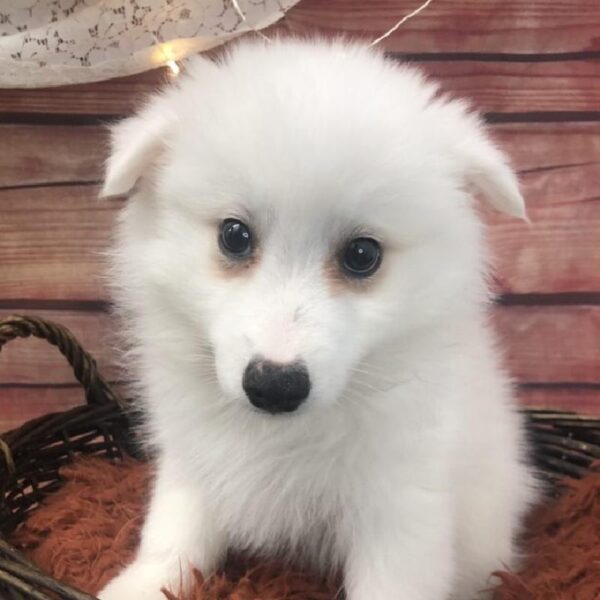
left=9, top=457, right=600, bottom=599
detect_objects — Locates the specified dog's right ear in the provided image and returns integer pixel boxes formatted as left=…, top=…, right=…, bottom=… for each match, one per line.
left=101, top=101, right=175, bottom=198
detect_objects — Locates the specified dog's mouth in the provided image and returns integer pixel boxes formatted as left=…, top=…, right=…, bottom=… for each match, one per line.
left=247, top=402, right=307, bottom=417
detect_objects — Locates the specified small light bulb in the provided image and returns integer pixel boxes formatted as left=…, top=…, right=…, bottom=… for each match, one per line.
left=166, top=60, right=180, bottom=76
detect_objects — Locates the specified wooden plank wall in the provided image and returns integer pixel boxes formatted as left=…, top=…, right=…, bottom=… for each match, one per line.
left=1, top=0, right=599, bottom=431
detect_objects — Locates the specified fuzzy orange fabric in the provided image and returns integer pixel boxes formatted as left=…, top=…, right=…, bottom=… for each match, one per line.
left=8, top=457, right=600, bottom=599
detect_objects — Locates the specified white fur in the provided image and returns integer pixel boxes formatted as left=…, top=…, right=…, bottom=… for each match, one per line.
left=98, top=39, right=538, bottom=600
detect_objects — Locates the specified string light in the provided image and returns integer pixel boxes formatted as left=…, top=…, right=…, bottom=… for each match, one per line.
left=152, top=34, right=181, bottom=77
left=166, top=59, right=180, bottom=76
left=370, top=0, right=435, bottom=47
left=231, top=0, right=435, bottom=48
left=230, top=0, right=273, bottom=43
left=151, top=0, right=435, bottom=77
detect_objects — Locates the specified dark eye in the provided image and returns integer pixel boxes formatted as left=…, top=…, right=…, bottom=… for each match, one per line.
left=220, top=219, right=252, bottom=257
left=342, top=237, right=382, bottom=278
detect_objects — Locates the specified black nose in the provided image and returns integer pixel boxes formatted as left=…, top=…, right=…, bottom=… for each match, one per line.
left=243, top=358, right=310, bottom=414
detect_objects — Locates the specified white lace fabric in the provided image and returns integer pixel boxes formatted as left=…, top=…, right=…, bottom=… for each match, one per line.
left=0, top=0, right=299, bottom=88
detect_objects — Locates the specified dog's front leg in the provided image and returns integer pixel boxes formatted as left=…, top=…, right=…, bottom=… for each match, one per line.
left=343, top=488, right=455, bottom=600
left=98, top=458, right=224, bottom=600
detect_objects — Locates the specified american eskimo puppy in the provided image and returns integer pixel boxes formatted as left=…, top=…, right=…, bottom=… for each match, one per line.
left=98, top=39, right=537, bottom=600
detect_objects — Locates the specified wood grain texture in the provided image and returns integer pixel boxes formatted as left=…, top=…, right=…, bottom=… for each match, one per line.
left=487, top=187, right=600, bottom=294
left=0, top=69, right=166, bottom=117
left=494, top=305, right=600, bottom=384
left=421, top=60, right=600, bottom=114
left=0, top=0, right=598, bottom=417
left=0, top=60, right=598, bottom=117
left=0, top=125, right=107, bottom=188
left=1, top=122, right=599, bottom=301
left=0, top=387, right=84, bottom=433
left=0, top=185, right=116, bottom=301
left=2, top=122, right=597, bottom=188
left=491, top=124, right=600, bottom=294
left=518, top=388, right=600, bottom=415
left=0, top=310, right=118, bottom=386
left=1, top=306, right=598, bottom=387
left=492, top=123, right=600, bottom=173
left=0, top=380, right=131, bottom=434
left=270, top=0, right=600, bottom=54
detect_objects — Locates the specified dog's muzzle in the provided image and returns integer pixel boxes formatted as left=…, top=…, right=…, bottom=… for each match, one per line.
left=242, top=358, right=310, bottom=414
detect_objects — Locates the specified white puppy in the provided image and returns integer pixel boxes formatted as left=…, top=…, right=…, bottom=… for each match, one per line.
left=99, top=39, right=537, bottom=600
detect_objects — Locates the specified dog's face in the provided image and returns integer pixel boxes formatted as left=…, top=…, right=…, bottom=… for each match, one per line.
left=104, top=41, right=524, bottom=415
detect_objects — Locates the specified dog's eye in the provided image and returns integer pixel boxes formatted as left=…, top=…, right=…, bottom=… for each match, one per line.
left=220, top=219, right=252, bottom=257
left=342, top=237, right=382, bottom=278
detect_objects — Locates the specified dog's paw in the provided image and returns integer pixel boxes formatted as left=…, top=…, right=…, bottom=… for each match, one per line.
left=97, top=560, right=191, bottom=600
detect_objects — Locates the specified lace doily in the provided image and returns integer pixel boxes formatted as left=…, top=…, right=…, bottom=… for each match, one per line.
left=0, top=0, right=300, bottom=88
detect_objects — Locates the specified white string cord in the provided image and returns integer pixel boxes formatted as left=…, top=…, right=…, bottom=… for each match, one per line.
left=370, top=0, right=435, bottom=47
left=155, top=0, right=436, bottom=75
left=231, top=0, right=274, bottom=43
left=152, top=33, right=181, bottom=75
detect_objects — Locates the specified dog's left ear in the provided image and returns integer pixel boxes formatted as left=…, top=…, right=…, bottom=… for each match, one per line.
left=452, top=116, right=526, bottom=220
left=101, top=100, right=175, bottom=198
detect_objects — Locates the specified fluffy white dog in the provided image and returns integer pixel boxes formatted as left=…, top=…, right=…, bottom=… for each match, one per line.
left=99, top=39, right=537, bottom=600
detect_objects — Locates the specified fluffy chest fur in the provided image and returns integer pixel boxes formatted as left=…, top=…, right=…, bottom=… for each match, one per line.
left=137, top=327, right=478, bottom=568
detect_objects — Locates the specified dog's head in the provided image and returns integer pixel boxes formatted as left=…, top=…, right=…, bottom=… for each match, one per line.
left=104, top=40, right=524, bottom=416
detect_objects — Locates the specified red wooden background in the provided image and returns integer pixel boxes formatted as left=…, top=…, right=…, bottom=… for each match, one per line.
left=1, top=0, right=599, bottom=431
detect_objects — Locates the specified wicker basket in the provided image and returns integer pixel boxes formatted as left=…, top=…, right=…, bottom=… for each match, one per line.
left=0, top=314, right=599, bottom=600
